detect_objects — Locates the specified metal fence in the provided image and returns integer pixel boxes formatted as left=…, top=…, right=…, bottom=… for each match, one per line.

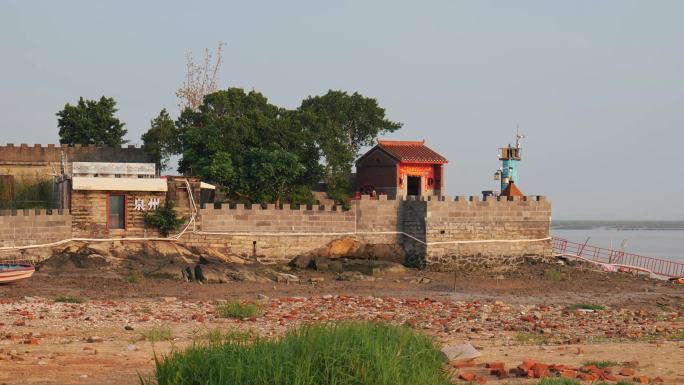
left=552, top=236, right=684, bottom=278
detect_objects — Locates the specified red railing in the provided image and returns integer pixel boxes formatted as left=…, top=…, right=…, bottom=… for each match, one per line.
left=552, top=236, right=684, bottom=278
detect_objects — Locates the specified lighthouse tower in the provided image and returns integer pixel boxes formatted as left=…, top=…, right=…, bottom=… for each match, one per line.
left=495, top=133, right=524, bottom=193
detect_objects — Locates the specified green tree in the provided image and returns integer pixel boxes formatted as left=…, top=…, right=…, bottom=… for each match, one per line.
left=244, top=145, right=305, bottom=205
left=56, top=96, right=128, bottom=146
left=299, top=90, right=401, bottom=193
left=141, top=109, right=178, bottom=171
left=176, top=88, right=322, bottom=201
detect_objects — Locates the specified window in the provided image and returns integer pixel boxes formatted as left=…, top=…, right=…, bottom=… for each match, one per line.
left=108, top=195, right=125, bottom=229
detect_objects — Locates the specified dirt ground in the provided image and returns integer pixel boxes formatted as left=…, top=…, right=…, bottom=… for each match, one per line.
left=0, top=263, right=682, bottom=385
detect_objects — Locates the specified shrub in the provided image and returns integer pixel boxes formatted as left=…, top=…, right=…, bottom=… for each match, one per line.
left=582, top=360, right=619, bottom=368
left=147, top=322, right=451, bottom=385
left=54, top=295, right=85, bottom=304
left=143, top=202, right=184, bottom=237
left=215, top=301, right=263, bottom=319
left=141, top=326, right=173, bottom=342
left=515, top=331, right=548, bottom=345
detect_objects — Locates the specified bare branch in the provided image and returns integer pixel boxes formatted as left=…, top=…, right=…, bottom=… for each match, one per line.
left=176, top=42, right=226, bottom=111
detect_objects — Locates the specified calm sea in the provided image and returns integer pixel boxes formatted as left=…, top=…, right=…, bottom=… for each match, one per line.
left=551, top=221, right=684, bottom=264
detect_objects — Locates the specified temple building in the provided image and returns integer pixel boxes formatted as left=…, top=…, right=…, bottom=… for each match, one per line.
left=355, top=140, right=447, bottom=197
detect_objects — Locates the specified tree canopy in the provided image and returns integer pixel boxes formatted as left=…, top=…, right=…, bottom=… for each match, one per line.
left=140, top=87, right=400, bottom=204
left=57, top=96, right=128, bottom=146
left=142, top=109, right=178, bottom=171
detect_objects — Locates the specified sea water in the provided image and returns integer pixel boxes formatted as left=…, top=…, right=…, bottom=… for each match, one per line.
left=551, top=221, right=684, bottom=264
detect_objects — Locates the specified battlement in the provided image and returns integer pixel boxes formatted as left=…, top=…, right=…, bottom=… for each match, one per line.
left=200, top=203, right=349, bottom=212
left=0, top=209, right=68, bottom=216
left=0, top=143, right=151, bottom=164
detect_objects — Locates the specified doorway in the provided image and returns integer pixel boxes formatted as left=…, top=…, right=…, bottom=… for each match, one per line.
left=407, top=175, right=421, bottom=196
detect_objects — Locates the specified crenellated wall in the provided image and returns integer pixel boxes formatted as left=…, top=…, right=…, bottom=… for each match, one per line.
left=422, top=195, right=552, bottom=270
left=0, top=210, right=72, bottom=247
left=0, top=143, right=153, bottom=181
left=0, top=193, right=552, bottom=271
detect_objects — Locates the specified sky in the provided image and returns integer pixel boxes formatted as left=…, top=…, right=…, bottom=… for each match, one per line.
left=1, top=1, right=682, bottom=220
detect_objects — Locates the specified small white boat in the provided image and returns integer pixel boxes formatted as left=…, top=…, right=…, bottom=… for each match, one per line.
left=0, top=262, right=35, bottom=283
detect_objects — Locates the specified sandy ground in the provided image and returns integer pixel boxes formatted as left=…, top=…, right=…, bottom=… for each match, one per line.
left=0, top=264, right=682, bottom=385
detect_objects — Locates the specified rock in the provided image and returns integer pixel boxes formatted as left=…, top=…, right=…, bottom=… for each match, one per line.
left=257, top=294, right=270, bottom=301
left=336, top=271, right=374, bottom=281
left=313, top=257, right=343, bottom=272
left=440, top=342, right=481, bottom=361
left=162, top=297, right=177, bottom=303
left=309, top=277, right=324, bottom=283
left=86, top=336, right=103, bottom=343
left=127, top=344, right=138, bottom=351
left=325, top=237, right=362, bottom=257
left=275, top=273, right=300, bottom=283
left=198, top=248, right=247, bottom=265
left=289, top=255, right=315, bottom=269
left=124, top=325, right=134, bottom=331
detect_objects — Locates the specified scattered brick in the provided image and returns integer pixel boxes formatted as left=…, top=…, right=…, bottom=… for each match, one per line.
left=459, top=372, right=476, bottom=382
left=633, top=376, right=649, bottom=384
left=619, top=367, right=635, bottom=376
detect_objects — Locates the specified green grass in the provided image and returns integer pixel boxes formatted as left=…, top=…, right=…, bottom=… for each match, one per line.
left=199, top=328, right=252, bottom=345
left=515, top=331, right=548, bottom=345
left=668, top=328, right=684, bottom=340
left=566, top=303, right=606, bottom=311
left=544, top=267, right=565, bottom=281
left=215, top=300, right=264, bottom=319
left=145, top=322, right=451, bottom=385
left=537, top=379, right=580, bottom=385
left=582, top=360, right=619, bottom=368
left=54, top=295, right=85, bottom=304
left=141, top=326, right=173, bottom=342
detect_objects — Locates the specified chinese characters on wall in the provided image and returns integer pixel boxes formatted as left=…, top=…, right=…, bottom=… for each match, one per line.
left=134, top=197, right=160, bottom=211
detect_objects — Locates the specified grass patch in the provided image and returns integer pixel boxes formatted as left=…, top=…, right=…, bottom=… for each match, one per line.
left=515, top=331, right=548, bottom=345
left=124, top=274, right=142, bottom=283
left=544, top=267, right=565, bottom=281
left=215, top=300, right=264, bottom=319
left=141, top=326, right=173, bottom=342
left=199, top=328, right=252, bottom=345
left=668, top=328, right=684, bottom=340
left=538, top=378, right=580, bottom=385
left=582, top=360, right=619, bottom=368
left=146, top=322, right=451, bottom=385
left=566, top=303, right=606, bottom=311
left=54, top=295, right=85, bottom=304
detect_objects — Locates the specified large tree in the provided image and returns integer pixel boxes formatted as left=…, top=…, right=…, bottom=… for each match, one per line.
left=175, top=88, right=322, bottom=202
left=56, top=96, right=128, bottom=146
left=141, top=108, right=178, bottom=171
left=299, top=90, right=402, bottom=197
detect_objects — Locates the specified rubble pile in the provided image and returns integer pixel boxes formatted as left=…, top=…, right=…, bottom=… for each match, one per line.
left=0, top=295, right=681, bottom=346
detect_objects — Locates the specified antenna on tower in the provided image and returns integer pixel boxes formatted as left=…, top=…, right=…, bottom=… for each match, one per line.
left=515, top=125, right=525, bottom=149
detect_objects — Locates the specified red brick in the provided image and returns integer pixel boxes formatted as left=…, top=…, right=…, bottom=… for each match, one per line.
left=561, top=370, right=576, bottom=378
left=619, top=368, right=635, bottom=376
left=634, top=376, right=649, bottom=384
left=459, top=372, right=476, bottom=382
left=652, top=377, right=664, bottom=383
left=475, top=376, right=487, bottom=385
left=519, top=359, right=535, bottom=372
left=578, top=373, right=598, bottom=381
left=485, top=362, right=505, bottom=369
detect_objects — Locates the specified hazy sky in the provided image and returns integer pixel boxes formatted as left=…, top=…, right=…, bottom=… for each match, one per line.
left=1, top=1, right=682, bottom=220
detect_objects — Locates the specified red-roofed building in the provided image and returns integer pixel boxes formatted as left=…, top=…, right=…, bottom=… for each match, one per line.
left=356, top=140, right=447, bottom=197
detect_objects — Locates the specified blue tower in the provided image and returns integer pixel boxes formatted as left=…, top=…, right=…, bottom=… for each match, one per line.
left=494, top=134, right=524, bottom=193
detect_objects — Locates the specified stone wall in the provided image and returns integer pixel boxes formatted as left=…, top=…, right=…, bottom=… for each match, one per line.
left=200, top=203, right=356, bottom=233
left=71, top=190, right=165, bottom=238
left=423, top=196, right=552, bottom=270
left=0, top=191, right=552, bottom=271
left=0, top=143, right=152, bottom=182
left=0, top=210, right=71, bottom=247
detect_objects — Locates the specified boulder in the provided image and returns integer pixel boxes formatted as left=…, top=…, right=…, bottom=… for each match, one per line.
left=289, top=255, right=315, bottom=269
left=325, top=237, right=363, bottom=257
